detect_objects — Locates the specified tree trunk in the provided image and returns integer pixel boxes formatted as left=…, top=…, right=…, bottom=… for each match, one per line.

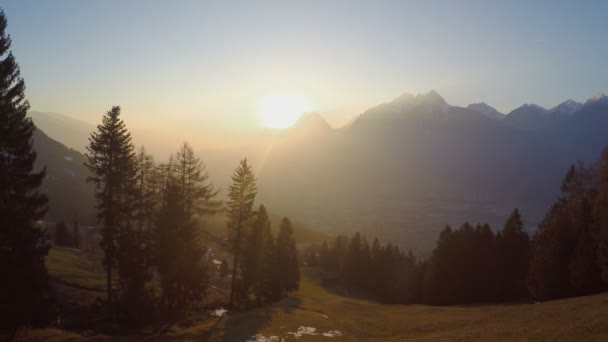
left=229, top=253, right=239, bottom=308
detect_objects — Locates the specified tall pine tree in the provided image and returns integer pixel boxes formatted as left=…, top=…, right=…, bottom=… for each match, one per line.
left=85, top=106, right=137, bottom=317
left=226, top=158, right=257, bottom=308
left=276, top=218, right=299, bottom=297
left=0, top=9, right=52, bottom=330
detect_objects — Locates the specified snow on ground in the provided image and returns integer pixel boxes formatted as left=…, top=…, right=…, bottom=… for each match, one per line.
left=246, top=334, right=281, bottom=342
left=209, top=308, right=227, bottom=317
left=248, top=326, right=343, bottom=340
left=212, top=259, right=222, bottom=265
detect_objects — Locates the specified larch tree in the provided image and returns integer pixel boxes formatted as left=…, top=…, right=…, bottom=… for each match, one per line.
left=153, top=181, right=209, bottom=319
left=226, top=158, right=257, bottom=308
left=174, top=142, right=220, bottom=221
left=0, top=9, right=52, bottom=330
left=85, top=106, right=137, bottom=317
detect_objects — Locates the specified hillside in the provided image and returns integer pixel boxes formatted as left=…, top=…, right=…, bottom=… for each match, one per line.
left=32, top=128, right=96, bottom=224
left=22, top=266, right=608, bottom=341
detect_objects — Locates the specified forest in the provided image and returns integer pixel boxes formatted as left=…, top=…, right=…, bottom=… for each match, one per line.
left=306, top=159, right=608, bottom=305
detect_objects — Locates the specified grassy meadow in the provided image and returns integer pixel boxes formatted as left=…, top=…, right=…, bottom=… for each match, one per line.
left=34, top=249, right=608, bottom=341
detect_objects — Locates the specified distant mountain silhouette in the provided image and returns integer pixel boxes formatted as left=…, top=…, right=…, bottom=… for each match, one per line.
left=31, top=92, right=608, bottom=253
left=29, top=111, right=95, bottom=153
left=467, top=103, right=505, bottom=120
left=32, top=127, right=95, bottom=224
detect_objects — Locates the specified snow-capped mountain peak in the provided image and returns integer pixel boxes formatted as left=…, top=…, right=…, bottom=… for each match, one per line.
left=550, top=99, right=583, bottom=117
left=467, top=102, right=505, bottom=120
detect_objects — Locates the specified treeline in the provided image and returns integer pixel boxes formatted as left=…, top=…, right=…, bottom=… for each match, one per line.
left=305, top=234, right=422, bottom=303
left=310, top=151, right=608, bottom=305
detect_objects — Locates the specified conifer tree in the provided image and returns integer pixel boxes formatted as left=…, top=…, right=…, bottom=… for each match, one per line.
left=226, top=158, right=257, bottom=307
left=596, top=148, right=608, bottom=283
left=277, top=218, right=299, bottom=297
left=85, top=106, right=137, bottom=316
left=153, top=182, right=209, bottom=319
left=243, top=205, right=273, bottom=305
left=0, top=9, right=52, bottom=330
left=497, top=209, right=531, bottom=300
left=174, top=142, right=220, bottom=220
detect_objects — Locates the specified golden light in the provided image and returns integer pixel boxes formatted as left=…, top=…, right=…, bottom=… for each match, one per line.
left=259, top=93, right=313, bottom=129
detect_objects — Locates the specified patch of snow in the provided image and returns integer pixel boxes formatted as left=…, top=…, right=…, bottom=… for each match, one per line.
left=212, top=259, right=222, bottom=265
left=64, top=156, right=73, bottom=162
left=210, top=308, right=227, bottom=317
left=246, top=334, right=281, bottom=342
left=322, top=330, right=342, bottom=337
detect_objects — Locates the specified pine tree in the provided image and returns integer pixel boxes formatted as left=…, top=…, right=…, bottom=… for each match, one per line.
left=277, top=218, right=299, bottom=297
left=597, top=147, right=608, bottom=283
left=243, top=205, right=273, bottom=306
left=85, top=106, right=137, bottom=317
left=225, top=158, right=257, bottom=308
left=527, top=200, right=575, bottom=300
left=496, top=209, right=531, bottom=300
left=0, top=9, right=52, bottom=330
left=134, top=146, right=156, bottom=230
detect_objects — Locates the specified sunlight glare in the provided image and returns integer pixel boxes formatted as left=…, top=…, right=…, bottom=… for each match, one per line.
left=259, top=93, right=313, bottom=129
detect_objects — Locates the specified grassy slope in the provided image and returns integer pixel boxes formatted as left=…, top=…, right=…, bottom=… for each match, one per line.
left=41, top=248, right=608, bottom=341
left=161, top=268, right=608, bottom=341
left=47, top=247, right=106, bottom=291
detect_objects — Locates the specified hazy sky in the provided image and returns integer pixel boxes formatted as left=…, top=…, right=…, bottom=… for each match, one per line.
left=2, top=0, right=607, bottom=133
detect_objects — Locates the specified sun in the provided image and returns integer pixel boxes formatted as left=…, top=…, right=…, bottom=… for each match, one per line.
left=259, top=93, right=313, bottom=129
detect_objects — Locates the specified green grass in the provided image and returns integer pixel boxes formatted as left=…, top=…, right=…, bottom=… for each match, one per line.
left=46, top=246, right=106, bottom=291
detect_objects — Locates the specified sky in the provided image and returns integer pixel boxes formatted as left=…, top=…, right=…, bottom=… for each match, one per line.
left=1, top=0, right=607, bottom=136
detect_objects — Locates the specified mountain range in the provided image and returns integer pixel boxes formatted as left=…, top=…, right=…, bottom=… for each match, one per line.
left=30, top=91, right=608, bottom=253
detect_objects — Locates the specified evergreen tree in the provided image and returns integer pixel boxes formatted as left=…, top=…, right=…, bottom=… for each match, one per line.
left=597, top=148, right=608, bottom=283
left=225, top=158, right=257, bottom=308
left=243, top=205, right=273, bottom=306
left=496, top=209, right=531, bottom=300
left=85, top=106, right=137, bottom=316
left=527, top=200, right=575, bottom=300
left=54, top=220, right=71, bottom=247
left=0, top=9, right=52, bottom=330
left=276, top=218, right=299, bottom=297
left=153, top=182, right=209, bottom=319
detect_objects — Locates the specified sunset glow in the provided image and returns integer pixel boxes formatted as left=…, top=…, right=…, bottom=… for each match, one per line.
left=259, top=93, right=313, bottom=128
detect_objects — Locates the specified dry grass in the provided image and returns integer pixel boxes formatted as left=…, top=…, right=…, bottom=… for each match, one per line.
left=41, top=247, right=608, bottom=341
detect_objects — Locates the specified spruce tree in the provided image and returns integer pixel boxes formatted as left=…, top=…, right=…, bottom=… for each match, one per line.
left=597, top=147, right=608, bottom=283
left=0, top=9, right=52, bottom=330
left=244, top=205, right=273, bottom=306
left=277, top=218, right=299, bottom=297
left=225, top=158, right=257, bottom=308
left=497, top=209, right=531, bottom=300
left=85, top=106, right=137, bottom=316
